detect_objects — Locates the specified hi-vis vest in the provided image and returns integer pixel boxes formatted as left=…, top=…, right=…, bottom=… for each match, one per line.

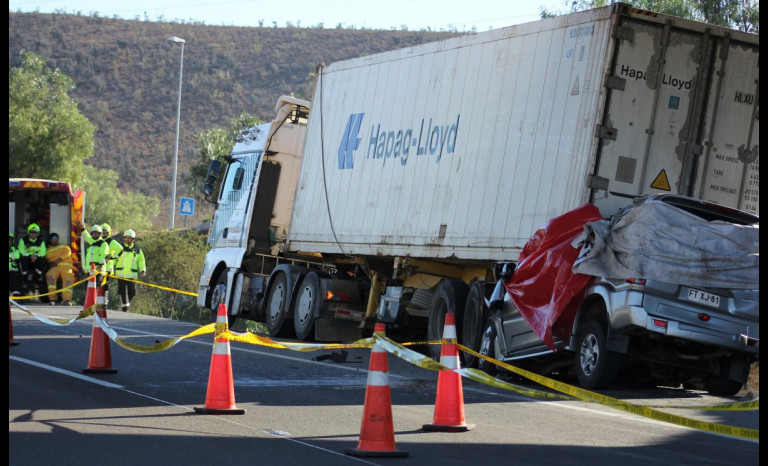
left=85, top=239, right=109, bottom=273
left=104, top=237, right=123, bottom=274
left=19, top=236, right=46, bottom=258
left=115, top=244, right=146, bottom=279
left=9, top=246, right=21, bottom=272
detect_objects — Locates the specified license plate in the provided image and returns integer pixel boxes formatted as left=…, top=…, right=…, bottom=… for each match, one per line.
left=687, top=288, right=721, bottom=308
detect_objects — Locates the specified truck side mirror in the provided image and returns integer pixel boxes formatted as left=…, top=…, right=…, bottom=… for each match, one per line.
left=202, top=183, right=215, bottom=196
left=205, top=160, right=222, bottom=185
left=493, top=262, right=516, bottom=282
left=202, top=160, right=222, bottom=203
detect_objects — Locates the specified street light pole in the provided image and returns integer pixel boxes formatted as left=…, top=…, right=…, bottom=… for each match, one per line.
left=168, top=36, right=185, bottom=230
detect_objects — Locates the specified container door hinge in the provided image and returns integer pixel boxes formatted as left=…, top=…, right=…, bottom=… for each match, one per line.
left=605, top=75, right=626, bottom=91
left=596, top=125, right=617, bottom=141
left=588, top=175, right=610, bottom=191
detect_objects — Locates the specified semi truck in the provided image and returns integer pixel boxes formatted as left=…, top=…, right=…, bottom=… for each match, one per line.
left=197, top=3, right=759, bottom=388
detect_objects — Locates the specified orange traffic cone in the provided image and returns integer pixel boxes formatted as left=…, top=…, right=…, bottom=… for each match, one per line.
left=83, top=272, right=117, bottom=374
left=194, top=304, right=245, bottom=415
left=422, top=312, right=475, bottom=432
left=345, top=323, right=408, bottom=458
left=10, top=304, right=20, bottom=346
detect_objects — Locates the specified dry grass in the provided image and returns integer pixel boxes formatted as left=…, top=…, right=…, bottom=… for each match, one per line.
left=740, top=363, right=759, bottom=397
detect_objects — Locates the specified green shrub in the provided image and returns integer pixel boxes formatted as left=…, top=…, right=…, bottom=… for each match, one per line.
left=110, top=229, right=210, bottom=324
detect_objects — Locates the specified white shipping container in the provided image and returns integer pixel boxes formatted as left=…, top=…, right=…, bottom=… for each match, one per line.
left=287, top=4, right=758, bottom=262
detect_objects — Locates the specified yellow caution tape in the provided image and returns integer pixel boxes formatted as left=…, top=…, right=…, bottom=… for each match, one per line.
left=12, top=276, right=92, bottom=301
left=17, top=291, right=752, bottom=440
left=374, top=335, right=573, bottom=400
left=647, top=398, right=759, bottom=411
left=106, top=274, right=198, bottom=297
left=92, top=314, right=216, bottom=353
left=219, top=329, right=374, bottom=351
left=459, top=345, right=758, bottom=441
left=10, top=299, right=96, bottom=325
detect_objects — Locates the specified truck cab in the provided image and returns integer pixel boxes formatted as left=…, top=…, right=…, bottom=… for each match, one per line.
left=197, top=96, right=313, bottom=322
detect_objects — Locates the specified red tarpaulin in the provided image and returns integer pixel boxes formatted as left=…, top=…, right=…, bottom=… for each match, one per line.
left=505, top=204, right=603, bottom=349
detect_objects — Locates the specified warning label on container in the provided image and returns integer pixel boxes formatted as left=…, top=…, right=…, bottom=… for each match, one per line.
left=650, top=169, right=671, bottom=191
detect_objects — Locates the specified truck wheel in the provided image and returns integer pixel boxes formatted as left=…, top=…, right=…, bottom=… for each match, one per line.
left=703, top=356, right=747, bottom=396
left=427, top=279, right=468, bottom=360
left=294, top=272, right=319, bottom=341
left=209, top=273, right=237, bottom=327
left=477, top=320, right=498, bottom=376
left=574, top=320, right=621, bottom=389
left=266, top=272, right=293, bottom=337
left=460, top=282, right=486, bottom=368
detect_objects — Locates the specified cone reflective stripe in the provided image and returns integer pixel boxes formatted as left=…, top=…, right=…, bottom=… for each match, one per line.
left=345, top=323, right=407, bottom=458
left=83, top=281, right=117, bottom=374
left=83, top=265, right=97, bottom=312
left=423, top=312, right=475, bottom=432
left=194, top=304, right=245, bottom=415
left=9, top=305, right=20, bottom=346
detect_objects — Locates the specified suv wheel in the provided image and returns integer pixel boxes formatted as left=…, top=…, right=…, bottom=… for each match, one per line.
left=575, top=320, right=621, bottom=389
left=703, top=356, right=748, bottom=396
left=477, top=320, right=498, bottom=376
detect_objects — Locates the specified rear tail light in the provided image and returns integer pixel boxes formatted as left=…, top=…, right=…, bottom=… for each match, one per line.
left=326, top=290, right=353, bottom=302
left=651, top=319, right=667, bottom=328
left=626, top=278, right=646, bottom=285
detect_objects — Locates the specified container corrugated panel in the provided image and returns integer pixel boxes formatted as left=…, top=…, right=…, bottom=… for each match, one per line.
left=288, top=7, right=616, bottom=261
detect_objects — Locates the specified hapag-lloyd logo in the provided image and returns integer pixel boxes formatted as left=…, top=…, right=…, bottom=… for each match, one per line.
left=337, top=113, right=460, bottom=169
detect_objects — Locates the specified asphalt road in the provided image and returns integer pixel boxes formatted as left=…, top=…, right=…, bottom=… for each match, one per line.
left=9, top=303, right=759, bottom=465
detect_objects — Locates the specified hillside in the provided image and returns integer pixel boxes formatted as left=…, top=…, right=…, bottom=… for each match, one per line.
left=8, top=12, right=461, bottom=227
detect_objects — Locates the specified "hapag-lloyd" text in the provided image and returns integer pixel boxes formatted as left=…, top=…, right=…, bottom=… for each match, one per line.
left=618, top=65, right=692, bottom=90
left=337, top=113, right=460, bottom=169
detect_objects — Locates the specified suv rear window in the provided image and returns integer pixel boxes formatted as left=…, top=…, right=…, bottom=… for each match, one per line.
left=657, top=195, right=759, bottom=225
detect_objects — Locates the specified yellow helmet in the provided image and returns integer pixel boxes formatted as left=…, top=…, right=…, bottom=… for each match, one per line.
left=28, top=223, right=41, bottom=234
left=101, top=223, right=112, bottom=234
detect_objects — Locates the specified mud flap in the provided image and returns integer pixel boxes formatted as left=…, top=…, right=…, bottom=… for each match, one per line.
left=728, top=356, right=750, bottom=383
left=314, top=317, right=363, bottom=343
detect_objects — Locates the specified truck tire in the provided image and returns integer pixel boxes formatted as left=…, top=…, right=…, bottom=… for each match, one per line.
left=703, top=356, right=748, bottom=396
left=427, top=279, right=468, bottom=360
left=294, top=272, right=320, bottom=341
left=574, top=319, right=621, bottom=389
left=460, top=282, right=486, bottom=368
left=266, top=272, right=293, bottom=337
left=477, top=320, right=498, bottom=376
left=209, top=272, right=237, bottom=327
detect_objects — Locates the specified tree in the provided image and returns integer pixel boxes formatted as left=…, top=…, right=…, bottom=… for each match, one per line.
left=74, top=164, right=160, bottom=231
left=540, top=0, right=758, bottom=32
left=9, top=50, right=95, bottom=184
left=186, top=112, right=262, bottom=208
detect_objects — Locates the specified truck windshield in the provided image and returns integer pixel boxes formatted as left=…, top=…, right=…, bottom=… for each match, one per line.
left=208, top=151, right=263, bottom=247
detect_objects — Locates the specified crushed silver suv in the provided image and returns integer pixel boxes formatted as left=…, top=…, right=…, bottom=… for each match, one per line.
left=472, top=195, right=758, bottom=395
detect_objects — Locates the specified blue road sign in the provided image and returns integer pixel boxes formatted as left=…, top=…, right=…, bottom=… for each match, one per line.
left=179, top=197, right=195, bottom=216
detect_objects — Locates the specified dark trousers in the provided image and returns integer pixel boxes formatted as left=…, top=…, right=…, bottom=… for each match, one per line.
left=118, top=279, right=136, bottom=308
left=21, top=256, right=48, bottom=288
left=9, top=270, right=22, bottom=294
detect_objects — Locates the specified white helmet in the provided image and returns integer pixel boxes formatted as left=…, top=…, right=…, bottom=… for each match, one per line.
left=123, top=229, right=136, bottom=238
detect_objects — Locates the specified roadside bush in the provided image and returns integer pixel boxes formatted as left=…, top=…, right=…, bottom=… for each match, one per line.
left=107, top=229, right=210, bottom=324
